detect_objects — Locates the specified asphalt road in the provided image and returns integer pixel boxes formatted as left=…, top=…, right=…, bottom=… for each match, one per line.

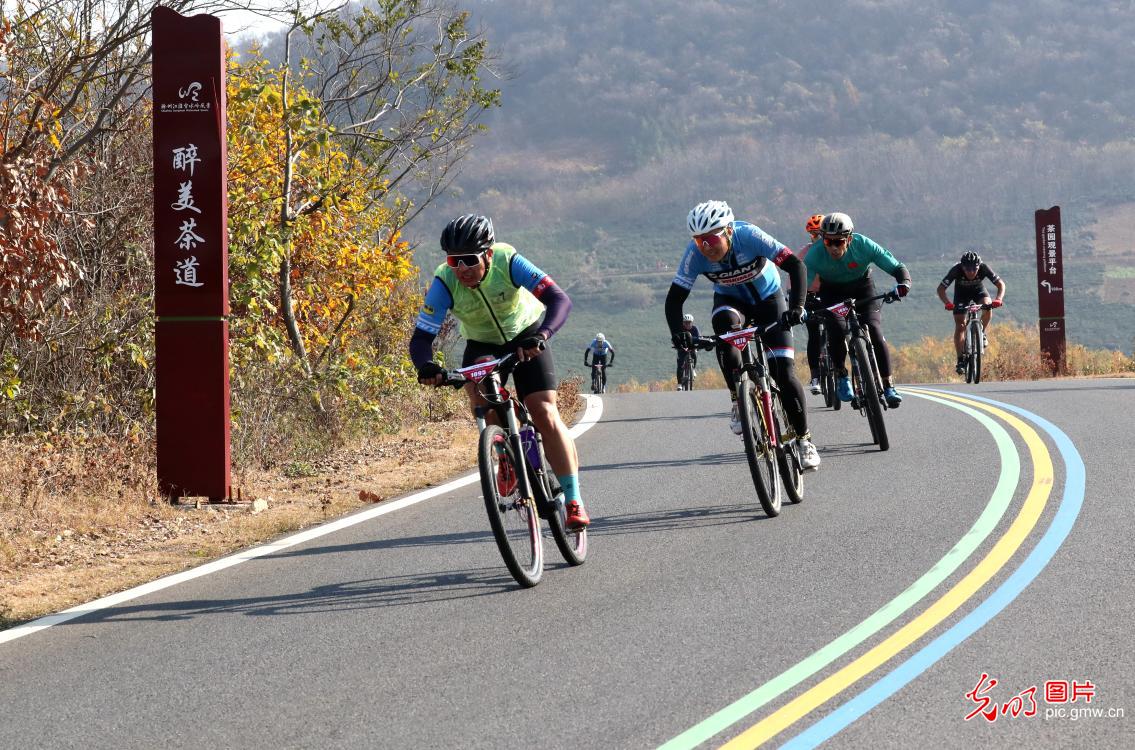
left=1, top=378, right=1131, bottom=749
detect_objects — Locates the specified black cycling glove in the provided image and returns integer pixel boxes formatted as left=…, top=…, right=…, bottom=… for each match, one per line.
left=417, top=361, right=444, bottom=381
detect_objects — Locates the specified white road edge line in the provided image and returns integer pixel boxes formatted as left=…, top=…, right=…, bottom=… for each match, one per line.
left=0, top=394, right=606, bottom=645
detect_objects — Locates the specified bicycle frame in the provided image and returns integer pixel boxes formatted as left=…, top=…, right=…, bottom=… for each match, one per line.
left=716, top=322, right=781, bottom=448
left=815, top=294, right=891, bottom=411
left=453, top=356, right=541, bottom=502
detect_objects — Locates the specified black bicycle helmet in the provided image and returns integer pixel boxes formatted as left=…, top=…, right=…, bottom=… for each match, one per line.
left=960, top=250, right=981, bottom=267
left=440, top=214, right=495, bottom=254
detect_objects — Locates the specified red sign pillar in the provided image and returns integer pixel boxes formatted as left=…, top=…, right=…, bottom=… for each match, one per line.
left=1034, top=206, right=1067, bottom=375
left=152, top=7, right=231, bottom=502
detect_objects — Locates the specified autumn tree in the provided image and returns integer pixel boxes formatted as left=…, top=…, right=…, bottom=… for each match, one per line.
left=243, top=2, right=499, bottom=396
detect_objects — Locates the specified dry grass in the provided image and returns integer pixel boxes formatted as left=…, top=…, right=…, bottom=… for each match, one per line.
left=1, top=378, right=586, bottom=629
left=613, top=326, right=1134, bottom=394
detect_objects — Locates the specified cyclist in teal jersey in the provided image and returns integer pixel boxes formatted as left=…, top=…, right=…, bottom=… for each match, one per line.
left=410, top=215, right=589, bottom=529
left=803, top=212, right=911, bottom=408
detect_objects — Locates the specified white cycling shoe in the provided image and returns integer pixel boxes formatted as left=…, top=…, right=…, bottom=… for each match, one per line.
left=797, top=438, right=821, bottom=471
left=808, top=378, right=822, bottom=395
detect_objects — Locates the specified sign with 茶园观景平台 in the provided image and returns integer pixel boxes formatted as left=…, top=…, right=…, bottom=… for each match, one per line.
left=1034, top=206, right=1066, bottom=373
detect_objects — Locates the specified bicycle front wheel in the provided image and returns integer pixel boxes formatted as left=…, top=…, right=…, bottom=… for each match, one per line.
left=772, top=392, right=804, bottom=504
left=737, top=377, right=781, bottom=517
left=851, top=336, right=889, bottom=452
left=478, top=425, right=543, bottom=587
left=591, top=369, right=602, bottom=394
left=969, top=320, right=983, bottom=384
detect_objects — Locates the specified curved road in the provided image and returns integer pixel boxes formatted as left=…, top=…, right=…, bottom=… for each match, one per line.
left=1, top=379, right=1131, bottom=748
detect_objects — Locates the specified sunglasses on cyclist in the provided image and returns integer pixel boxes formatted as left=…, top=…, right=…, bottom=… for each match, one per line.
left=823, top=235, right=850, bottom=246
left=693, top=226, right=728, bottom=245
left=445, top=251, right=488, bottom=269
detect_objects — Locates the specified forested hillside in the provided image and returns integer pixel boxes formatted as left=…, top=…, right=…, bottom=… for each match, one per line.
left=407, top=0, right=1135, bottom=381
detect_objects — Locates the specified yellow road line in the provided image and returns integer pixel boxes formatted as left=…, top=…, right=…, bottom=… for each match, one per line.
left=719, top=389, right=1054, bottom=748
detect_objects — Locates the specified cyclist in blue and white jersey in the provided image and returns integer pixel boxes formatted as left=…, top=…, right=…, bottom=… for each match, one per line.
left=664, top=200, right=820, bottom=470
left=584, top=333, right=615, bottom=369
left=674, top=313, right=701, bottom=390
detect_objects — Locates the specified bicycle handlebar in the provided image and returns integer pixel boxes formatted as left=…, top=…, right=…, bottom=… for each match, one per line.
left=805, top=291, right=899, bottom=319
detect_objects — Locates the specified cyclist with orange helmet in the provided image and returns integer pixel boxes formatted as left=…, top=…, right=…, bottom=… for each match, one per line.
left=799, top=214, right=825, bottom=394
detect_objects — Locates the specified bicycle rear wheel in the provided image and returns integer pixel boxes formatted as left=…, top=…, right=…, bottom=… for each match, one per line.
left=531, top=454, right=587, bottom=566
left=737, top=377, right=781, bottom=517
left=478, top=425, right=542, bottom=587
left=851, top=337, right=889, bottom=452
left=771, top=392, right=803, bottom=504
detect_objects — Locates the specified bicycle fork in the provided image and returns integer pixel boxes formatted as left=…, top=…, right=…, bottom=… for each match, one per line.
left=477, top=404, right=536, bottom=502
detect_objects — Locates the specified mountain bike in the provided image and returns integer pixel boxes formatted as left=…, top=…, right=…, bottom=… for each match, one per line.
left=812, top=316, right=839, bottom=411
left=812, top=292, right=899, bottom=452
left=445, top=352, right=587, bottom=587
left=589, top=361, right=608, bottom=394
left=675, top=345, right=696, bottom=391
left=957, top=302, right=995, bottom=384
left=701, top=320, right=805, bottom=516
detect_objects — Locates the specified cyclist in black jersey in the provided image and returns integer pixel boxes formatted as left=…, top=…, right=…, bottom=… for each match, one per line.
left=937, top=250, right=1006, bottom=374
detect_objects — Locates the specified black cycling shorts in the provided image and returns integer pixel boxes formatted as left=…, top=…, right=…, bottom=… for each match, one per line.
left=462, top=323, right=558, bottom=399
left=953, top=286, right=992, bottom=308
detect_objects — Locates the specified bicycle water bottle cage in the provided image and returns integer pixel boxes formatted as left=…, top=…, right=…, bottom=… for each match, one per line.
left=720, top=327, right=758, bottom=351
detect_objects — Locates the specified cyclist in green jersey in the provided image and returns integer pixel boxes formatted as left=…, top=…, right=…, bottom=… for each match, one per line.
left=803, top=212, right=911, bottom=408
left=410, top=215, right=589, bottom=529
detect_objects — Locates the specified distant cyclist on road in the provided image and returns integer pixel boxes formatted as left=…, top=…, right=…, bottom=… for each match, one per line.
left=584, top=332, right=615, bottom=393
left=584, top=332, right=615, bottom=370
left=798, top=214, right=825, bottom=395
left=674, top=313, right=701, bottom=390
left=803, top=212, right=911, bottom=408
left=937, top=250, right=1006, bottom=374
left=664, top=199, right=820, bottom=470
left=410, top=214, right=589, bottom=529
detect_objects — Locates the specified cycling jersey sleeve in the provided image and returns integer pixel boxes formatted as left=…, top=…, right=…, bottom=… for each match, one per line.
left=863, top=236, right=905, bottom=276
left=980, top=263, right=1002, bottom=284
left=672, top=243, right=704, bottom=291
left=665, top=283, right=692, bottom=333
left=414, top=275, right=454, bottom=336
left=409, top=275, right=454, bottom=368
left=939, top=264, right=961, bottom=289
left=507, top=251, right=571, bottom=339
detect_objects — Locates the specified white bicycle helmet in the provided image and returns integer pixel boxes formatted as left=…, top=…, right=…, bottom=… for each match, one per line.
left=595, top=333, right=605, bottom=342
left=820, top=212, right=854, bottom=237
left=687, top=200, right=734, bottom=235
left=682, top=313, right=694, bottom=323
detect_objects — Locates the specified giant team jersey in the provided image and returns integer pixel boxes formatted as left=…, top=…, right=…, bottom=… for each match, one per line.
left=672, top=221, right=793, bottom=304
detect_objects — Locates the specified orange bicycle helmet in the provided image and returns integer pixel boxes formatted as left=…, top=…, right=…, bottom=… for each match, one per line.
left=805, top=213, right=824, bottom=236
